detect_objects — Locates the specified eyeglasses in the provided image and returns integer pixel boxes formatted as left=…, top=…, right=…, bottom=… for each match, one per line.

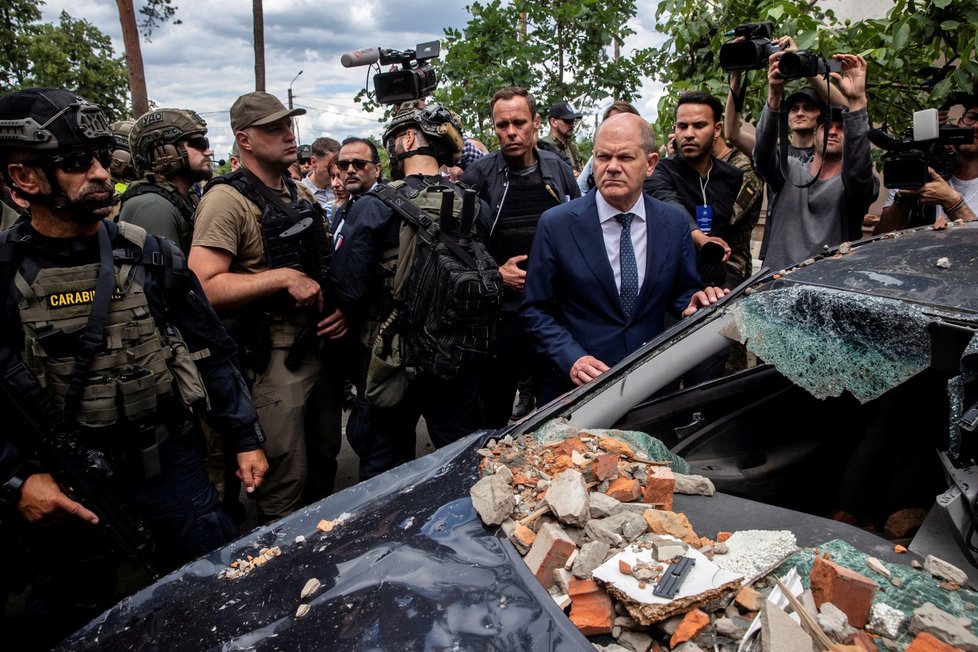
left=24, top=148, right=113, bottom=173
left=960, top=111, right=978, bottom=127
left=184, top=135, right=210, bottom=151
left=336, top=158, right=374, bottom=171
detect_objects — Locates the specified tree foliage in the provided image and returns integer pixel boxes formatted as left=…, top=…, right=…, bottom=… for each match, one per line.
left=649, top=0, right=978, bottom=138
left=0, top=5, right=129, bottom=121
left=138, top=0, right=181, bottom=39
left=354, top=0, right=656, bottom=145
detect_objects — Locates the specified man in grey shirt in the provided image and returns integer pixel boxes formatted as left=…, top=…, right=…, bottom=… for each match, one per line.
left=754, top=52, right=878, bottom=272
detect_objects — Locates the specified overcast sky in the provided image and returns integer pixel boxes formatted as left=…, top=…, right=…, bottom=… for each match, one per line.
left=39, top=1, right=665, bottom=160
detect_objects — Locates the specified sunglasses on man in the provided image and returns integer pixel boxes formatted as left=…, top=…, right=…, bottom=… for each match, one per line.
left=336, top=158, right=375, bottom=171
left=22, top=148, right=113, bottom=174
left=184, top=135, right=211, bottom=151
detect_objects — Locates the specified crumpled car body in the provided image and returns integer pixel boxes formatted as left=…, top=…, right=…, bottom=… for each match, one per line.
left=62, top=224, right=978, bottom=649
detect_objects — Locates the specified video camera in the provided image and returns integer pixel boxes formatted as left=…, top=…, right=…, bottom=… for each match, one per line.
left=778, top=51, right=842, bottom=81
left=869, top=108, right=975, bottom=189
left=719, top=22, right=780, bottom=72
left=341, top=41, right=440, bottom=105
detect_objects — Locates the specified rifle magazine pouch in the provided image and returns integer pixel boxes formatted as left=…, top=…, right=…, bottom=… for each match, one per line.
left=366, top=330, right=409, bottom=408
left=161, top=327, right=209, bottom=410
left=116, top=369, right=158, bottom=419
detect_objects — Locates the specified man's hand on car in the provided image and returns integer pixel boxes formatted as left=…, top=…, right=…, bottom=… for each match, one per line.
left=683, top=286, right=730, bottom=317
left=570, top=355, right=610, bottom=386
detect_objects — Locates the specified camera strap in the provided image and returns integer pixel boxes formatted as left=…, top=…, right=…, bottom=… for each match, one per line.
left=730, top=72, right=750, bottom=114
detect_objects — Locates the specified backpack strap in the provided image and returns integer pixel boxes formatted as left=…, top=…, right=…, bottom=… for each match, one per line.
left=369, top=183, right=481, bottom=270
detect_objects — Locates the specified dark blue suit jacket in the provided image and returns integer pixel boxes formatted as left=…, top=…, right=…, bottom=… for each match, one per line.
left=520, top=191, right=702, bottom=400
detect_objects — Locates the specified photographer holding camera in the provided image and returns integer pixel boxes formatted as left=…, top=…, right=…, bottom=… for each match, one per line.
left=876, top=95, right=978, bottom=232
left=754, top=47, right=878, bottom=272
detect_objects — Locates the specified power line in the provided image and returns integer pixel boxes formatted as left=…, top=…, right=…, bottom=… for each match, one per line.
left=294, top=102, right=380, bottom=124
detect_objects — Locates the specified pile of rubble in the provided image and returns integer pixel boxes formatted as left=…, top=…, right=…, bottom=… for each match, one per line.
left=470, top=429, right=978, bottom=651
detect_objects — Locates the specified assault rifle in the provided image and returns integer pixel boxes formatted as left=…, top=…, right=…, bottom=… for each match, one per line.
left=275, top=215, right=335, bottom=371
left=0, top=351, right=158, bottom=578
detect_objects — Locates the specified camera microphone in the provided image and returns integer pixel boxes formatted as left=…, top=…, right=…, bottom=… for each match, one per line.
left=341, top=47, right=381, bottom=68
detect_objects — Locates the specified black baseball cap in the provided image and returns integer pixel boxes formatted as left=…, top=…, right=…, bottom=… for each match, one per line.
left=783, top=87, right=827, bottom=113
left=548, top=101, right=583, bottom=121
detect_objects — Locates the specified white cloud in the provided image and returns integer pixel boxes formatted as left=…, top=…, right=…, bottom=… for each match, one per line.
left=39, top=0, right=672, bottom=156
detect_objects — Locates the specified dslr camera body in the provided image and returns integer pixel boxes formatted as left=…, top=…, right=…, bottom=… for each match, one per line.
left=719, top=21, right=780, bottom=72
left=869, top=108, right=974, bottom=189
left=777, top=51, right=842, bottom=81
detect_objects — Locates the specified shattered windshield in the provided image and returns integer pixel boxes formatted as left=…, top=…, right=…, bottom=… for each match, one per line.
left=730, top=284, right=932, bottom=403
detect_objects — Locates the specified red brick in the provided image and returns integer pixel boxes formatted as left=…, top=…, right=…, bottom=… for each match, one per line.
left=567, top=578, right=613, bottom=636
left=735, top=586, right=766, bottom=612
left=810, top=556, right=878, bottom=628
left=717, top=531, right=733, bottom=543
left=591, top=454, right=619, bottom=481
left=605, top=477, right=642, bottom=502
left=670, top=608, right=710, bottom=648
left=523, top=523, right=576, bottom=589
left=554, top=437, right=587, bottom=457
left=641, top=466, right=674, bottom=510
left=906, top=632, right=962, bottom=652
left=597, top=437, right=634, bottom=457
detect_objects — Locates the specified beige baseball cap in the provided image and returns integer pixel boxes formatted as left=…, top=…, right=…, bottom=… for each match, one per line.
left=230, top=92, right=305, bottom=132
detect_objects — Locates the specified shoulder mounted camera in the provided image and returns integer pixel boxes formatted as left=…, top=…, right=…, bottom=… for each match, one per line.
left=341, top=41, right=440, bottom=105
left=869, top=108, right=974, bottom=189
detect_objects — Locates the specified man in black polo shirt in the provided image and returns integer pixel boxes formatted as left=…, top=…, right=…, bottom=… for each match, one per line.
left=645, top=91, right=747, bottom=288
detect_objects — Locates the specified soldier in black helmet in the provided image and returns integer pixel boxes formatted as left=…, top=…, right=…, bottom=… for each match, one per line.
left=120, top=108, right=215, bottom=252
left=0, top=88, right=267, bottom=645
left=332, top=101, right=498, bottom=480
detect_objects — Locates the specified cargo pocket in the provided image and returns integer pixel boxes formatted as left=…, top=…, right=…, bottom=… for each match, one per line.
left=366, top=330, right=410, bottom=408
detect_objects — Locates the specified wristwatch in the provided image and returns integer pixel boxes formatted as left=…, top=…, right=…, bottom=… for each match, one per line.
left=0, top=469, right=32, bottom=508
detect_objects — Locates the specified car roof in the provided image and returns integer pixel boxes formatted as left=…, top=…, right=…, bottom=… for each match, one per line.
left=770, top=224, right=978, bottom=320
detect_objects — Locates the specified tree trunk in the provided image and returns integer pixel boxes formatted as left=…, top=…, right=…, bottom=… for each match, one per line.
left=253, top=0, right=265, bottom=91
left=115, top=0, right=148, bottom=116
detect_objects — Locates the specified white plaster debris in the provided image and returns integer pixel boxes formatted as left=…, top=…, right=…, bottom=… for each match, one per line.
left=936, top=257, right=951, bottom=269
left=592, top=540, right=742, bottom=605
left=712, top=530, right=798, bottom=581
left=868, top=602, right=906, bottom=639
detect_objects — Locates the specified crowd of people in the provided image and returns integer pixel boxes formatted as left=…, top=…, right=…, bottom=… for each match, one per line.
left=0, top=35, right=977, bottom=646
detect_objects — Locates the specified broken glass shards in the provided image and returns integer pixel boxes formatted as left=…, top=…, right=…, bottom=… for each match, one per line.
left=732, top=285, right=932, bottom=403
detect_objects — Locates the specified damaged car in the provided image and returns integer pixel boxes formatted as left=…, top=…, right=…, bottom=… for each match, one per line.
left=61, top=223, right=978, bottom=650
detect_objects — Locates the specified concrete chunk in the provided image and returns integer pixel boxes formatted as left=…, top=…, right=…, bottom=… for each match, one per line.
left=910, top=602, right=978, bottom=651
left=818, top=602, right=856, bottom=644
left=761, top=599, right=813, bottom=652
left=572, top=541, right=610, bottom=579
left=589, top=491, right=621, bottom=519
left=524, top=522, right=577, bottom=590
left=923, top=555, right=969, bottom=587
left=470, top=474, right=514, bottom=526
left=673, top=473, right=716, bottom=496
left=546, top=468, right=590, bottom=527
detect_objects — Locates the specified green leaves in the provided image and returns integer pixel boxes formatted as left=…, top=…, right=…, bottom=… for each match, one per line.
left=648, top=0, right=977, bottom=139
left=1, top=6, right=129, bottom=120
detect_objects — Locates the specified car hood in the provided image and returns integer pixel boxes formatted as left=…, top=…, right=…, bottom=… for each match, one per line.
left=59, top=431, right=592, bottom=651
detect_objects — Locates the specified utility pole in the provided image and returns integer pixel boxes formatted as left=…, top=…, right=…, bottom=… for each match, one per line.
left=288, top=70, right=303, bottom=144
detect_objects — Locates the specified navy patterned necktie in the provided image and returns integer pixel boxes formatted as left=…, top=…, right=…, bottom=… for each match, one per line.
left=616, top=212, right=638, bottom=319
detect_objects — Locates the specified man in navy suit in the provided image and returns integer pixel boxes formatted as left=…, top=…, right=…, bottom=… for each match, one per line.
left=522, top=113, right=727, bottom=403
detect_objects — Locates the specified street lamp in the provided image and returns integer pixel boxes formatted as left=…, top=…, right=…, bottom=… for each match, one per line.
left=288, top=70, right=303, bottom=143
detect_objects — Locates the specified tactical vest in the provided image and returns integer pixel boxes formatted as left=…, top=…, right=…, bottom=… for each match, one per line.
left=121, top=174, right=198, bottom=252
left=1, top=222, right=207, bottom=429
left=490, top=173, right=561, bottom=268
left=204, top=170, right=331, bottom=350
